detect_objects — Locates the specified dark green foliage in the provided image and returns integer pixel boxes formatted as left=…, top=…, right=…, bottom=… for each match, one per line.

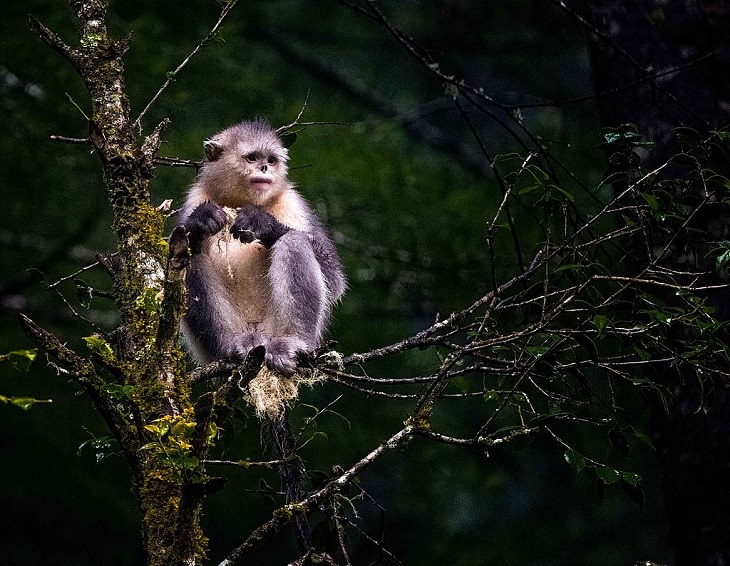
left=2, top=1, right=729, bottom=565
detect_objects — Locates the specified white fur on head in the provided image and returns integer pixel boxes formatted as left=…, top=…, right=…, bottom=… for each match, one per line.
left=194, top=119, right=292, bottom=208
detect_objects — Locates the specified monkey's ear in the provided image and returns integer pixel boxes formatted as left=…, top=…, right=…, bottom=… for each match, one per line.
left=279, top=131, right=297, bottom=149
left=203, top=139, right=224, bottom=162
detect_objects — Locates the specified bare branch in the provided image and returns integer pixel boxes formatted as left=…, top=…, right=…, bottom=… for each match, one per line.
left=187, top=359, right=241, bottom=385
left=133, top=0, right=239, bottom=130
left=342, top=250, right=545, bottom=366
left=204, top=458, right=295, bottom=469
left=16, top=313, right=138, bottom=456
left=27, top=15, right=76, bottom=62
left=155, top=156, right=203, bottom=169
left=219, top=425, right=415, bottom=565
left=49, top=134, right=92, bottom=144
left=141, top=118, right=171, bottom=161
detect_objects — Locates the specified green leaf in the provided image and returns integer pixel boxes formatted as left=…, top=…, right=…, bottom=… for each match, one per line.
left=621, top=471, right=642, bottom=486
left=171, top=420, right=195, bottom=438
left=83, top=335, right=114, bottom=358
left=0, top=394, right=52, bottom=411
left=593, top=314, right=607, bottom=337
left=451, top=376, right=470, bottom=393
left=77, top=435, right=117, bottom=463
left=608, top=428, right=630, bottom=457
left=144, top=424, right=162, bottom=437
left=443, top=82, right=459, bottom=99
left=525, top=345, right=550, bottom=358
left=633, top=346, right=652, bottom=361
left=180, top=454, right=200, bottom=469
left=518, top=183, right=542, bottom=195
left=104, top=383, right=135, bottom=401
left=620, top=474, right=645, bottom=507
left=483, top=390, right=502, bottom=402
left=628, top=427, right=655, bottom=450
left=596, top=466, right=621, bottom=484
left=640, top=192, right=665, bottom=220
left=716, top=244, right=730, bottom=271
left=553, top=184, right=575, bottom=202
left=564, top=448, right=586, bottom=473
left=0, top=349, right=37, bottom=372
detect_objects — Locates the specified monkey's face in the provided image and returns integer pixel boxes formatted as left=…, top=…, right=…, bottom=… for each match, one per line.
left=203, top=123, right=290, bottom=207
left=239, top=147, right=288, bottom=204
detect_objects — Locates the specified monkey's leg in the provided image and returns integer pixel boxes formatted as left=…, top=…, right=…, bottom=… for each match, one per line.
left=266, top=231, right=327, bottom=373
left=185, top=260, right=265, bottom=363
left=183, top=266, right=229, bottom=362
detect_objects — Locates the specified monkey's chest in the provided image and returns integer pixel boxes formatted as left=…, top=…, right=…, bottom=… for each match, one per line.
left=205, top=234, right=272, bottom=322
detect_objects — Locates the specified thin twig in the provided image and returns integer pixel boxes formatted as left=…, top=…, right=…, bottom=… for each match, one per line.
left=342, top=250, right=545, bottom=366
left=49, top=135, right=91, bottom=144
left=133, top=0, right=239, bottom=130
left=204, top=458, right=294, bottom=469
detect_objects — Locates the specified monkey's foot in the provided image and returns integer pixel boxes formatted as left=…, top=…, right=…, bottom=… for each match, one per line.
left=233, top=330, right=266, bottom=360
left=264, top=335, right=309, bottom=374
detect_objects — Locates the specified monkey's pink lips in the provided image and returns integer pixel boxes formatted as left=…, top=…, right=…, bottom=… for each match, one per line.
left=250, top=175, right=273, bottom=186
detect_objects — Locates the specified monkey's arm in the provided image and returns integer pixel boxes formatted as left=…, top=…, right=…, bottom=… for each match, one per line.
left=182, top=201, right=227, bottom=254
left=262, top=221, right=345, bottom=372
left=231, top=205, right=290, bottom=248
left=308, top=220, right=347, bottom=303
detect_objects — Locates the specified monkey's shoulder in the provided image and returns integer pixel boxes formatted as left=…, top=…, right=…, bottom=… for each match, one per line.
left=267, top=189, right=316, bottom=231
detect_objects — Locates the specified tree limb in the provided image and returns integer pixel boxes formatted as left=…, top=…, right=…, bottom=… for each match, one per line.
left=218, top=425, right=415, bottom=565
left=27, top=15, right=76, bottom=62
left=133, top=0, right=240, bottom=130
left=17, top=313, right=137, bottom=455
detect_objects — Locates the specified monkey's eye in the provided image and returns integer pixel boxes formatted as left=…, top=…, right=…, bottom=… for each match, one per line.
left=267, top=156, right=278, bottom=165
left=245, top=153, right=257, bottom=163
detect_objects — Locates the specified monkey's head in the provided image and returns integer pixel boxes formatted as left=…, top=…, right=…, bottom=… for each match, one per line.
left=201, top=119, right=291, bottom=207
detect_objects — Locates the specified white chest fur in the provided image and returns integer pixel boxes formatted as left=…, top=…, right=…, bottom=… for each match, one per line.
left=202, top=213, right=272, bottom=325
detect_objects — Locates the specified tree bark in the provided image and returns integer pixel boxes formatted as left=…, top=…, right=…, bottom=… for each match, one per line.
left=28, top=2, right=207, bottom=564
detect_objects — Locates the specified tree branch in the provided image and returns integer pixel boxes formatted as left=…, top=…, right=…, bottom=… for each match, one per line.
left=133, top=0, right=239, bottom=129
left=27, top=15, right=76, bottom=62
left=219, top=425, right=415, bottom=565
left=342, top=249, right=545, bottom=366
left=17, top=313, right=137, bottom=455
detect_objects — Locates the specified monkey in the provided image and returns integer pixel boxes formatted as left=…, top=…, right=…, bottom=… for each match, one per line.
left=178, top=119, right=346, bottom=375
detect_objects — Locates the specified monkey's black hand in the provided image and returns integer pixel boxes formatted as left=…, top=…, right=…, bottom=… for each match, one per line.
left=185, top=201, right=227, bottom=253
left=231, top=205, right=290, bottom=248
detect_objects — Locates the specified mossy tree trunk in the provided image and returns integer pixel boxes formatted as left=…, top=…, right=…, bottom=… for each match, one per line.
left=23, top=1, right=215, bottom=564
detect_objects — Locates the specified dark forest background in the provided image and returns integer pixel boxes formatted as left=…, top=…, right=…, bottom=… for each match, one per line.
left=1, top=1, right=729, bottom=565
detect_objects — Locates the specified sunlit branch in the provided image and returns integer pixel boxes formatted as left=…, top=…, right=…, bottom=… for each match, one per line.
left=204, top=458, right=294, bottom=469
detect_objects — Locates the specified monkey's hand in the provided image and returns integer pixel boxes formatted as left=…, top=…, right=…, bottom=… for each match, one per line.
left=185, top=201, right=227, bottom=253
left=231, top=205, right=290, bottom=248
